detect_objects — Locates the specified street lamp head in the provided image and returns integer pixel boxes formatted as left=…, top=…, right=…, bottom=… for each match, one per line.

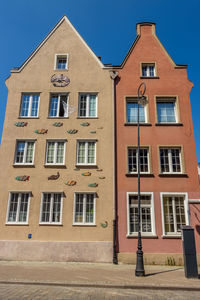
left=138, top=82, right=147, bottom=106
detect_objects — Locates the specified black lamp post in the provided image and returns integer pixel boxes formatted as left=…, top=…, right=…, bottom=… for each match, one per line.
left=135, top=82, right=147, bottom=277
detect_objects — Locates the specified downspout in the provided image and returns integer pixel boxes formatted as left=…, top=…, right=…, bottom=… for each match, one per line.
left=110, top=70, right=119, bottom=264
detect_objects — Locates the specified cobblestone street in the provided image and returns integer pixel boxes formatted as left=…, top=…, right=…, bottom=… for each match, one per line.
left=0, top=284, right=200, bottom=300
left=0, top=283, right=200, bottom=300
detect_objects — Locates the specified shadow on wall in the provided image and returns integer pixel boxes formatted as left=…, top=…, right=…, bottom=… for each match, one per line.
left=195, top=225, right=200, bottom=236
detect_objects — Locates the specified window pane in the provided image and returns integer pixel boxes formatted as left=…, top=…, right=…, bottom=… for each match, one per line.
left=139, top=149, right=149, bottom=172
left=163, top=197, right=174, bottom=233
left=47, top=142, right=55, bottom=163
left=57, top=58, right=67, bottom=69
left=78, top=142, right=85, bottom=164
left=25, top=142, right=34, bottom=163
left=20, top=95, right=30, bottom=116
left=157, top=102, right=176, bottom=123
left=149, top=66, right=155, bottom=77
left=175, top=197, right=185, bottom=231
left=56, top=142, right=64, bottom=164
left=89, top=95, right=96, bottom=117
left=141, top=207, right=151, bottom=232
left=142, top=66, right=147, bottom=77
left=18, top=193, right=29, bottom=222
left=59, top=95, right=68, bottom=117
left=79, top=95, right=87, bottom=117
left=75, top=194, right=84, bottom=223
left=87, top=142, right=95, bottom=164
left=86, top=194, right=94, bottom=223
left=160, top=149, right=170, bottom=173
left=127, top=102, right=145, bottom=123
left=52, top=194, right=61, bottom=223
left=8, top=193, right=19, bottom=222
left=128, top=148, right=137, bottom=173
left=50, top=96, right=58, bottom=117
left=129, top=206, right=138, bottom=233
left=31, top=95, right=39, bottom=116
left=16, top=142, right=25, bottom=163
left=171, top=149, right=181, bottom=172
left=42, top=194, right=51, bottom=222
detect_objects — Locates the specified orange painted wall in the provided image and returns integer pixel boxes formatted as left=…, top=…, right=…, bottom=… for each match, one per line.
left=115, top=23, right=200, bottom=254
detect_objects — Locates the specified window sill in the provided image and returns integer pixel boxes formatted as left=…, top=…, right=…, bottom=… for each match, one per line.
left=140, top=76, right=159, bottom=79
left=6, top=223, right=29, bottom=226
left=18, top=117, right=39, bottom=119
left=124, top=123, right=152, bottom=126
left=44, top=165, right=66, bottom=168
left=75, top=165, right=98, bottom=169
left=77, top=117, right=98, bottom=119
left=72, top=224, right=96, bottom=227
left=54, top=68, right=68, bottom=71
left=39, top=223, right=63, bottom=226
left=162, top=235, right=181, bottom=239
left=126, top=234, right=158, bottom=239
left=126, top=173, right=154, bottom=177
left=13, top=164, right=35, bottom=168
left=47, top=117, right=69, bottom=119
left=158, top=173, right=188, bottom=178
left=155, top=123, right=183, bottom=126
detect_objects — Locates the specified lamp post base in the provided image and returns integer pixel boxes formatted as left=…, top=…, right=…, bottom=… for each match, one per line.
left=135, top=250, right=145, bottom=277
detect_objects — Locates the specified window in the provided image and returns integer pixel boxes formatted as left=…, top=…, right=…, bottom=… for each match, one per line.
left=49, top=94, right=68, bottom=117
left=161, top=194, right=187, bottom=235
left=128, top=147, right=149, bottom=173
left=55, top=54, right=68, bottom=70
left=14, top=141, right=35, bottom=165
left=74, top=193, right=96, bottom=225
left=20, top=94, right=39, bottom=117
left=141, top=63, right=155, bottom=77
left=77, top=141, right=96, bottom=165
left=157, top=99, right=176, bottom=123
left=40, top=193, right=62, bottom=224
left=127, top=193, right=155, bottom=235
left=46, top=141, right=65, bottom=165
left=160, top=148, right=182, bottom=173
left=7, top=192, right=30, bottom=224
left=126, top=98, right=146, bottom=123
left=78, top=94, right=97, bottom=117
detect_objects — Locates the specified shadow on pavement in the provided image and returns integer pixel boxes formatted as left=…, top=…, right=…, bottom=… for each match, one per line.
left=145, top=267, right=183, bottom=277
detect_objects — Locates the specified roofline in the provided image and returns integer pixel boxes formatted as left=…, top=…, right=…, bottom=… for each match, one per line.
left=113, top=22, right=188, bottom=69
left=9, top=15, right=104, bottom=74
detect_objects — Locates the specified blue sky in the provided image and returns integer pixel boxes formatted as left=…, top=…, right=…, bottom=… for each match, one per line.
left=1, top=0, right=200, bottom=160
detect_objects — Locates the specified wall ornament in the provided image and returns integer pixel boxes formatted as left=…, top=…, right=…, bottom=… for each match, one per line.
left=15, top=175, right=30, bottom=181
left=48, top=172, right=60, bottom=180
left=51, top=74, right=70, bottom=87
left=15, top=122, right=28, bottom=127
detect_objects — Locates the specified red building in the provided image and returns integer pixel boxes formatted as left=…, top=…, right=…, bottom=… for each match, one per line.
left=114, top=22, right=200, bottom=265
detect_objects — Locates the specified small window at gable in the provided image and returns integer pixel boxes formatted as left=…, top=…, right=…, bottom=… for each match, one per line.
left=141, top=63, right=156, bottom=77
left=55, top=54, right=68, bottom=70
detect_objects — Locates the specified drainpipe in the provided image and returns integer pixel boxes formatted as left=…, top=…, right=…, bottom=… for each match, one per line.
left=110, top=70, right=119, bottom=264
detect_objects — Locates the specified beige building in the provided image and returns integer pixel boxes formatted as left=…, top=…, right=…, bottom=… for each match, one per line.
left=0, top=16, right=114, bottom=262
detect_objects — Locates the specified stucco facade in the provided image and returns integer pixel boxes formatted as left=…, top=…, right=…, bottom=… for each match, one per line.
left=114, top=23, right=200, bottom=265
left=0, top=16, right=114, bottom=262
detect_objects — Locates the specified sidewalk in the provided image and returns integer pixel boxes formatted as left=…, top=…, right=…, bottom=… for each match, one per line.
left=0, top=261, right=199, bottom=291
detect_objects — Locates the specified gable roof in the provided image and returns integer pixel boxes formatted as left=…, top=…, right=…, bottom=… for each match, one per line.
left=10, top=15, right=105, bottom=73
left=112, top=22, right=187, bottom=69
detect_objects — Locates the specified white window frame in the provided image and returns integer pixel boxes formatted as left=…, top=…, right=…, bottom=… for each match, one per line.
left=76, top=140, right=97, bottom=166
left=126, top=98, right=147, bottom=123
left=20, top=94, right=40, bottom=117
left=78, top=93, right=98, bottom=118
left=141, top=63, right=156, bottom=77
left=159, top=147, right=182, bottom=174
left=39, top=192, right=63, bottom=225
left=156, top=98, right=177, bottom=123
left=160, top=192, right=189, bottom=237
left=54, top=53, right=69, bottom=70
left=6, top=192, right=31, bottom=225
left=73, top=192, right=96, bottom=226
left=126, top=192, right=156, bottom=237
left=49, top=93, right=68, bottom=118
left=45, top=140, right=66, bottom=166
left=127, top=147, right=150, bottom=174
left=14, top=140, right=35, bottom=165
